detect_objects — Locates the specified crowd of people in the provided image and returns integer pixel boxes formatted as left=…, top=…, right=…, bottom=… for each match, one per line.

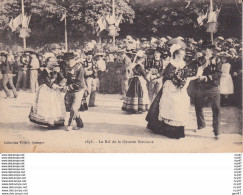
left=0, top=34, right=242, bottom=139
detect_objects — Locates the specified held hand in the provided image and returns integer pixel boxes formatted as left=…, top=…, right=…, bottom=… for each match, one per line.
left=61, top=86, right=68, bottom=93
left=151, top=80, right=156, bottom=85
left=150, top=75, right=157, bottom=80
left=52, top=84, right=62, bottom=90
left=233, top=72, right=238, bottom=76
left=86, top=71, right=93, bottom=76
left=199, top=75, right=208, bottom=82
left=208, top=75, right=213, bottom=81
left=187, top=76, right=198, bottom=81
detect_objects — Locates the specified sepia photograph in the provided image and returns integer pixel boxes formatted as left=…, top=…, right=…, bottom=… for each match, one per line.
left=0, top=0, right=242, bottom=153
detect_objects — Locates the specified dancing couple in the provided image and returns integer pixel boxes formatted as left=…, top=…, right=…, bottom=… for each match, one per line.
left=29, top=52, right=87, bottom=131
left=146, top=43, right=221, bottom=140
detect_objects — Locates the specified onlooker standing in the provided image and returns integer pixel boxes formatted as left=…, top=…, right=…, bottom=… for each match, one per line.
left=0, top=68, right=2, bottom=91
left=83, top=51, right=98, bottom=107
left=119, top=51, right=132, bottom=100
left=219, top=55, right=234, bottom=106
left=96, top=53, right=106, bottom=94
left=147, top=48, right=164, bottom=102
left=231, top=49, right=242, bottom=108
left=16, top=53, right=29, bottom=91
left=0, top=51, right=18, bottom=98
left=106, top=53, right=118, bottom=94
left=29, top=52, right=40, bottom=93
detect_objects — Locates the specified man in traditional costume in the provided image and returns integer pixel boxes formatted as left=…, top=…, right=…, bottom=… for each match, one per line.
left=193, top=47, right=222, bottom=140
left=16, top=53, right=29, bottom=91
left=147, top=47, right=164, bottom=102
left=83, top=51, right=98, bottom=107
left=29, top=52, right=40, bottom=93
left=63, top=52, right=87, bottom=131
left=0, top=51, right=18, bottom=98
left=95, top=53, right=106, bottom=94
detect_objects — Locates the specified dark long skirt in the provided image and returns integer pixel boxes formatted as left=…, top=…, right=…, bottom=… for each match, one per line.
left=146, top=88, right=185, bottom=139
left=122, top=77, right=149, bottom=113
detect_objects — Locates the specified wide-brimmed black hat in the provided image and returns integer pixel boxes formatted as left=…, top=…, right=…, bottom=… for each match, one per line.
left=26, top=50, right=39, bottom=57
left=95, top=52, right=106, bottom=57
left=154, top=47, right=163, bottom=54
left=125, top=49, right=137, bottom=56
left=186, top=50, right=195, bottom=57
left=0, top=51, right=8, bottom=57
left=218, top=52, right=232, bottom=58
left=56, top=54, right=64, bottom=59
left=64, top=52, right=75, bottom=60
left=85, top=50, right=94, bottom=56
left=116, top=49, right=126, bottom=54
left=201, top=40, right=215, bottom=49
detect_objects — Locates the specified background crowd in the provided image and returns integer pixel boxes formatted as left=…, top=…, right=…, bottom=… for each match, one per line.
left=0, top=34, right=242, bottom=109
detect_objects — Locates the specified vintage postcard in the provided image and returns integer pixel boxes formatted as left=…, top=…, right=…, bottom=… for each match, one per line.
left=0, top=0, right=242, bottom=153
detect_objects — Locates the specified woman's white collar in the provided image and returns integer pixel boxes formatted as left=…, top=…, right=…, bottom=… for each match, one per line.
left=170, top=59, right=186, bottom=69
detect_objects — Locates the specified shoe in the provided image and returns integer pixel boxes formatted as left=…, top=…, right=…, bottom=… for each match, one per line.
left=66, top=126, right=72, bottom=131
left=194, top=126, right=208, bottom=132
left=48, top=125, right=55, bottom=129
left=88, top=105, right=96, bottom=107
left=214, top=135, right=220, bottom=140
left=72, top=126, right=83, bottom=130
left=76, top=118, right=84, bottom=128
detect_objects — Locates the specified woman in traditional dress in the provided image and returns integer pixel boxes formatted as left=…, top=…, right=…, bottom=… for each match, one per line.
left=146, top=44, right=198, bottom=139
left=106, top=53, right=118, bottom=94
left=29, top=56, right=66, bottom=127
left=122, top=50, right=150, bottom=113
left=219, top=55, right=234, bottom=107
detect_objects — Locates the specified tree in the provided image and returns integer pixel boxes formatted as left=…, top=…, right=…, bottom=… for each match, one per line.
left=127, top=0, right=241, bottom=39
left=0, top=0, right=135, bottom=46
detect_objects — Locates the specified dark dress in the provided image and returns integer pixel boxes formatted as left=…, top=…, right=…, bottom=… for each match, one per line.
left=146, top=62, right=197, bottom=139
left=106, top=61, right=119, bottom=94
left=122, top=64, right=150, bottom=113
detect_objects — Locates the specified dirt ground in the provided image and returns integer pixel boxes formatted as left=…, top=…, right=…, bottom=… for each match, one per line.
left=0, top=90, right=242, bottom=153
